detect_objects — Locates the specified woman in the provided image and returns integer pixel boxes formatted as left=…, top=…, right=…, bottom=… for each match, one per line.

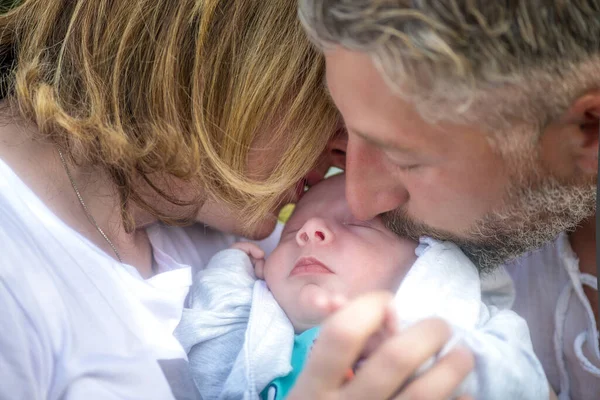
left=0, top=1, right=451, bottom=399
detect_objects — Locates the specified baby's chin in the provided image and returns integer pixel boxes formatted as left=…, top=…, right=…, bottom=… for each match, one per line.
left=288, top=283, right=335, bottom=334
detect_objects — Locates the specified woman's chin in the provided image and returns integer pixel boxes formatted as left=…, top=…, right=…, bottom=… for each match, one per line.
left=241, top=217, right=279, bottom=240
left=195, top=200, right=279, bottom=239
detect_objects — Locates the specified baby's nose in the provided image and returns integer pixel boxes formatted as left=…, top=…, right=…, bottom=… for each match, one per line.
left=296, top=218, right=334, bottom=246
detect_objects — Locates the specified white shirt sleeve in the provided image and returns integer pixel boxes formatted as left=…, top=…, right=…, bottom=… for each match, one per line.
left=396, top=238, right=549, bottom=399
left=176, top=248, right=295, bottom=399
left=459, top=307, right=550, bottom=400
left=175, top=249, right=256, bottom=400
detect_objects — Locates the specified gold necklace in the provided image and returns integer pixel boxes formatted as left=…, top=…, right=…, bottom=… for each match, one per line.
left=57, top=148, right=122, bottom=262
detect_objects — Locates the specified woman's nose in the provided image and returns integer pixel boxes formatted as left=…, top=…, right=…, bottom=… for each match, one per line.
left=296, top=218, right=334, bottom=246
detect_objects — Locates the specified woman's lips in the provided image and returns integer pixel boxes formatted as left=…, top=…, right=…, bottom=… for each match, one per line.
left=305, top=170, right=325, bottom=187
left=295, top=178, right=307, bottom=201
left=294, top=170, right=326, bottom=201
left=290, top=256, right=333, bottom=277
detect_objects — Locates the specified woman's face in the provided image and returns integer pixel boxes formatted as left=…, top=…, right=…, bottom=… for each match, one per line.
left=194, top=128, right=347, bottom=240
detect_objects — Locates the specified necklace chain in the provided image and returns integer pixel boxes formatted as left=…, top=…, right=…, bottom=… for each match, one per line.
left=57, top=149, right=123, bottom=262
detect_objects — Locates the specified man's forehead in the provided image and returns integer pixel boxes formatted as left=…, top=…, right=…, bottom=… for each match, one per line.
left=325, top=48, right=440, bottom=151
left=324, top=48, right=388, bottom=118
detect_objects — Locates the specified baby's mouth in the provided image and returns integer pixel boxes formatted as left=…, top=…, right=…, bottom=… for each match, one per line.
left=290, top=256, right=333, bottom=277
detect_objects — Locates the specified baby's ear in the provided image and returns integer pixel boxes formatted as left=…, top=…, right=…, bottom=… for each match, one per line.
left=254, top=259, right=265, bottom=280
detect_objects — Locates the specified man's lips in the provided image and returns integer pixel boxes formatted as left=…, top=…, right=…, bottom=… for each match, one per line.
left=290, top=256, right=333, bottom=277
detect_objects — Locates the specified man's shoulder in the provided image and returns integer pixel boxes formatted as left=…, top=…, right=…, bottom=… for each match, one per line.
left=503, top=234, right=567, bottom=278
left=502, top=234, right=571, bottom=311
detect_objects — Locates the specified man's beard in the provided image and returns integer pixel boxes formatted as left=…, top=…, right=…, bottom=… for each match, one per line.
left=383, top=165, right=596, bottom=274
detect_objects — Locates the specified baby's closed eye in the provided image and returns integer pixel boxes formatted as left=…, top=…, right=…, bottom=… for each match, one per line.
left=343, top=221, right=380, bottom=232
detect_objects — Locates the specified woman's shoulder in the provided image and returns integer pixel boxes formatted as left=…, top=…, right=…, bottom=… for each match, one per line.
left=0, top=158, right=56, bottom=271
left=0, top=157, right=96, bottom=272
left=147, top=222, right=284, bottom=275
left=147, top=224, right=238, bottom=274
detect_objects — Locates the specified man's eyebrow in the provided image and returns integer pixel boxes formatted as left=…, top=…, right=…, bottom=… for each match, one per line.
left=349, top=127, right=415, bottom=154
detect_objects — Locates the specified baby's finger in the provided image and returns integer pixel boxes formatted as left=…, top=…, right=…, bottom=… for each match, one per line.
left=231, top=242, right=251, bottom=253
left=230, top=242, right=265, bottom=259
left=294, top=291, right=394, bottom=393
left=253, top=258, right=266, bottom=279
left=246, top=244, right=265, bottom=259
left=342, top=318, right=453, bottom=400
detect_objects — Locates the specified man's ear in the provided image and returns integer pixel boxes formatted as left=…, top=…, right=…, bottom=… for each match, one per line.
left=561, top=90, right=600, bottom=175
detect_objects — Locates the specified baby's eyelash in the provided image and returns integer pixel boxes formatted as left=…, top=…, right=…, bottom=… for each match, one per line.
left=344, top=221, right=370, bottom=228
left=344, top=221, right=381, bottom=232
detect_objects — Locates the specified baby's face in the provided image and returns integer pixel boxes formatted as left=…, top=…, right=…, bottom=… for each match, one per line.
left=264, top=175, right=417, bottom=332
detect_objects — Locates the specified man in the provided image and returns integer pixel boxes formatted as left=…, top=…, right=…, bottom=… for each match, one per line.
left=299, top=1, right=598, bottom=399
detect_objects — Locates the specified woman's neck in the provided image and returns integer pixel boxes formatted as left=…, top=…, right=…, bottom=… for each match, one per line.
left=0, top=115, right=156, bottom=277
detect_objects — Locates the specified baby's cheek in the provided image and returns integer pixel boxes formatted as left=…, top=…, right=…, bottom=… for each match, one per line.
left=263, top=270, right=282, bottom=296
left=262, top=252, right=286, bottom=284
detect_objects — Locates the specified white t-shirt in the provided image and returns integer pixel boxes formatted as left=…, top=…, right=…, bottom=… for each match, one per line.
left=0, top=158, right=282, bottom=400
left=504, top=233, right=600, bottom=400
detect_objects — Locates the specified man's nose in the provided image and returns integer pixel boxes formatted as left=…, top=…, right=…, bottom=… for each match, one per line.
left=296, top=218, right=334, bottom=246
left=345, top=137, right=408, bottom=221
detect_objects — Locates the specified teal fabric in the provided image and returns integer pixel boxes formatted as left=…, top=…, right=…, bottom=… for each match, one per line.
left=260, top=327, right=320, bottom=400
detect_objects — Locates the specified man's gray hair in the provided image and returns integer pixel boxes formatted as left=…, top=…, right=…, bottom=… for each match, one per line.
left=299, top=0, right=600, bottom=129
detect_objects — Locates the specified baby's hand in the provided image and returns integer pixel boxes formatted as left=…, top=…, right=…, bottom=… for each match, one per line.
left=230, top=242, right=266, bottom=278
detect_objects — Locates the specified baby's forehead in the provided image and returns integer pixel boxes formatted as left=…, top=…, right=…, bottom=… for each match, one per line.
left=285, top=193, right=387, bottom=232
left=283, top=174, right=375, bottom=228
left=286, top=194, right=348, bottom=225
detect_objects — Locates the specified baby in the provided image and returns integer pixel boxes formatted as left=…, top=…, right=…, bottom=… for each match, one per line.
left=250, top=173, right=418, bottom=335
left=175, top=174, right=548, bottom=400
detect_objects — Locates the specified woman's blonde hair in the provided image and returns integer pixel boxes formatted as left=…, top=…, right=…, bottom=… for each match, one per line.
left=0, top=0, right=337, bottom=232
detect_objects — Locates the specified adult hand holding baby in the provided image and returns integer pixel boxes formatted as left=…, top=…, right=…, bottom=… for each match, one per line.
left=288, top=292, right=475, bottom=400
